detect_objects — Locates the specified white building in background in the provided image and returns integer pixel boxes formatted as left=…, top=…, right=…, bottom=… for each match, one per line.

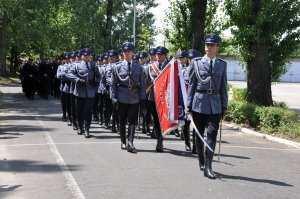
left=224, top=58, right=300, bottom=83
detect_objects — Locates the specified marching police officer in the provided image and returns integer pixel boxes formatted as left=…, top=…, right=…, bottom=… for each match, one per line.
left=38, top=57, right=51, bottom=100
left=186, top=49, right=201, bottom=153
left=95, top=54, right=105, bottom=126
left=145, top=46, right=169, bottom=152
left=179, top=51, right=192, bottom=151
left=69, top=50, right=81, bottom=130
left=57, top=53, right=70, bottom=122
left=66, top=48, right=100, bottom=138
left=186, top=34, right=228, bottom=179
left=101, top=53, right=114, bottom=129
left=108, top=49, right=120, bottom=133
left=111, top=43, right=146, bottom=153
left=138, top=51, right=150, bottom=134
left=20, top=58, right=38, bottom=99
left=57, top=52, right=73, bottom=126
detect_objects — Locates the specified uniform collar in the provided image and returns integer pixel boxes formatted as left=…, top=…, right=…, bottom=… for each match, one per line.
left=204, top=55, right=216, bottom=66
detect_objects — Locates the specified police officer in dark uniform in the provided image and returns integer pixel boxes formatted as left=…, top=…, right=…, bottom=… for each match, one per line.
left=139, top=52, right=150, bottom=134
left=101, top=53, right=114, bottom=129
left=57, top=53, right=69, bottom=121
left=95, top=54, right=105, bottom=126
left=57, top=52, right=73, bottom=126
left=38, top=57, right=51, bottom=100
left=179, top=50, right=192, bottom=150
left=111, top=43, right=146, bottom=153
left=144, top=48, right=157, bottom=136
left=186, top=34, right=228, bottom=179
left=145, top=46, right=169, bottom=152
left=67, top=48, right=100, bottom=138
left=107, top=50, right=120, bottom=133
left=20, top=58, right=38, bottom=99
left=186, top=49, right=201, bottom=153
left=69, top=51, right=80, bottom=130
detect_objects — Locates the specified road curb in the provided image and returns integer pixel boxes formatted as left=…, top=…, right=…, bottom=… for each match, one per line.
left=223, top=122, right=300, bottom=150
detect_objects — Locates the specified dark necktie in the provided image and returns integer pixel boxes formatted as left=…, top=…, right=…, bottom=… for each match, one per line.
left=128, top=62, right=131, bottom=75
left=209, top=60, right=213, bottom=73
left=86, top=62, right=89, bottom=70
left=159, top=63, right=162, bottom=70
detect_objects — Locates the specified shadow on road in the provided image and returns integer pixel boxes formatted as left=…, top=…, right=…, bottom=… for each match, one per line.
left=0, top=185, right=22, bottom=193
left=218, top=173, right=293, bottom=187
left=0, top=160, right=81, bottom=173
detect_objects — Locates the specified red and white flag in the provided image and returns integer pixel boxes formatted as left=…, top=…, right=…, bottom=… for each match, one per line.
left=154, top=59, right=183, bottom=136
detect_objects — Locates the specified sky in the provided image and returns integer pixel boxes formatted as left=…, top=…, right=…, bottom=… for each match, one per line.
left=150, top=0, right=231, bottom=46
left=149, top=0, right=170, bottom=46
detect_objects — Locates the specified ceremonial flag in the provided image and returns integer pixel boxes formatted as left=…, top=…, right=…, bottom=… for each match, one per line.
left=154, top=59, right=184, bottom=136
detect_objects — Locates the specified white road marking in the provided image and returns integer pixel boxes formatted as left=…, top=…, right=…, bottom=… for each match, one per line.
left=37, top=119, right=86, bottom=199
left=0, top=139, right=298, bottom=152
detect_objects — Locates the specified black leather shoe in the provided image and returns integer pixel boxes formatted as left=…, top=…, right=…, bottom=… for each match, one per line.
left=73, top=125, right=78, bottom=130
left=192, top=145, right=197, bottom=154
left=185, top=144, right=191, bottom=151
left=204, top=168, right=217, bottom=179
left=150, top=132, right=157, bottom=139
left=175, top=130, right=180, bottom=137
left=111, top=125, right=118, bottom=133
left=84, top=128, right=91, bottom=138
left=104, top=123, right=111, bottom=129
left=77, top=129, right=84, bottom=135
left=127, top=143, right=136, bottom=153
left=62, top=116, right=67, bottom=122
left=200, top=164, right=205, bottom=171
left=156, top=145, right=163, bottom=152
left=121, top=143, right=126, bottom=150
left=142, top=126, right=146, bottom=134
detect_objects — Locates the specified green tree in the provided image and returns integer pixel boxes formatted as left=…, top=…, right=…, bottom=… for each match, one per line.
left=0, top=0, right=19, bottom=76
left=1, top=0, right=157, bottom=76
left=137, top=25, right=155, bottom=52
left=164, top=0, right=223, bottom=54
left=225, top=0, right=300, bottom=106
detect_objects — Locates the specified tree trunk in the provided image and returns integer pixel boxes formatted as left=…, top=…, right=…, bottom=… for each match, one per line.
left=247, top=41, right=273, bottom=106
left=190, top=0, right=207, bottom=52
left=0, top=15, right=8, bottom=77
left=105, top=0, right=113, bottom=50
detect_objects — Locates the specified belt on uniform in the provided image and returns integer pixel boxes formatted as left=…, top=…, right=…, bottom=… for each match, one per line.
left=196, top=89, right=219, bottom=94
left=118, top=84, right=138, bottom=90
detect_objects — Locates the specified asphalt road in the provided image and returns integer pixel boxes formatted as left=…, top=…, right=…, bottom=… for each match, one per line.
left=1, top=84, right=300, bottom=199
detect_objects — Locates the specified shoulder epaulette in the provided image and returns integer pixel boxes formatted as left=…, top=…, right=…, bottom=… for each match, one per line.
left=217, top=58, right=226, bottom=63
left=191, top=57, right=202, bottom=62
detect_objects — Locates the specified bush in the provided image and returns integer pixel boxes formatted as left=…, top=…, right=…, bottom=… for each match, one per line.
left=232, top=87, right=247, bottom=101
left=255, top=107, right=291, bottom=133
left=273, top=101, right=288, bottom=109
left=225, top=99, right=300, bottom=142
left=225, top=100, right=259, bottom=127
left=227, top=82, right=233, bottom=92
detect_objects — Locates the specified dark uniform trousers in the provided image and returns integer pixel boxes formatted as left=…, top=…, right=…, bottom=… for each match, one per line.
left=103, top=86, right=113, bottom=126
left=112, top=103, right=119, bottom=130
left=118, top=102, right=139, bottom=144
left=93, top=93, right=99, bottom=121
left=61, top=91, right=71, bottom=120
left=76, top=97, right=94, bottom=129
left=97, top=93, right=104, bottom=124
left=71, top=94, right=78, bottom=129
left=192, top=111, right=221, bottom=168
left=148, top=101, right=163, bottom=150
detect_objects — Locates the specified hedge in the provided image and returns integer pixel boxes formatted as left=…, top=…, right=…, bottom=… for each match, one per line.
left=225, top=100, right=300, bottom=142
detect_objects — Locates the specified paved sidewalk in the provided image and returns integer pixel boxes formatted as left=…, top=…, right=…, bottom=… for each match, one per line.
left=229, top=81, right=300, bottom=113
left=1, top=84, right=300, bottom=199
